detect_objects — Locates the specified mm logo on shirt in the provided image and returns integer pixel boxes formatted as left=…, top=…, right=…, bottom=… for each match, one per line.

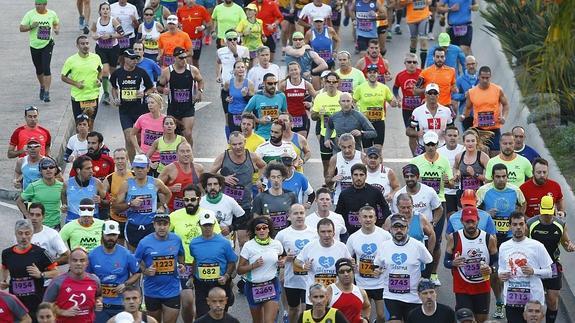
left=423, top=171, right=440, bottom=177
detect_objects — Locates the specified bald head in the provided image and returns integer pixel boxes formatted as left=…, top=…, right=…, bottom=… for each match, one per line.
left=208, top=287, right=227, bottom=299
left=340, top=92, right=354, bottom=111
left=465, top=55, right=477, bottom=73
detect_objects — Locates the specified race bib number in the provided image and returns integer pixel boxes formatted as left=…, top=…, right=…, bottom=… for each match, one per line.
left=37, top=26, right=51, bottom=40
left=348, top=212, right=360, bottom=227
left=341, top=181, right=352, bottom=191
left=11, top=277, right=35, bottom=296
left=292, top=116, right=304, bottom=128
left=506, top=287, right=531, bottom=307
left=388, top=273, right=410, bottom=293
left=143, top=129, right=163, bottom=146
left=121, top=89, right=138, bottom=100
left=173, top=197, right=185, bottom=210
left=461, top=176, right=481, bottom=190
left=358, top=19, right=372, bottom=31
left=270, top=211, right=288, bottom=230
left=173, top=89, right=191, bottom=103
left=251, top=280, right=277, bottom=304
left=340, top=80, right=353, bottom=93
left=80, top=99, right=97, bottom=109
left=153, top=255, right=175, bottom=275
left=223, top=185, right=245, bottom=203
left=232, top=114, right=242, bottom=126
left=160, top=150, right=177, bottom=165
left=494, top=216, right=510, bottom=234
left=133, top=194, right=153, bottom=213
left=359, top=258, right=375, bottom=278
left=366, top=107, right=383, bottom=121
left=404, top=96, right=421, bottom=109
left=477, top=111, right=495, bottom=128
left=179, top=264, right=193, bottom=280
left=413, top=0, right=426, bottom=9
left=322, top=115, right=330, bottom=128
left=163, top=55, right=175, bottom=66
left=462, top=261, right=481, bottom=279
left=293, top=262, right=308, bottom=276
left=198, top=263, right=220, bottom=281
left=452, top=25, right=468, bottom=37
left=317, top=50, right=332, bottom=62
left=98, top=38, right=115, bottom=49
left=261, top=106, right=279, bottom=119
left=101, top=283, right=118, bottom=298
left=551, top=263, right=560, bottom=278
left=118, top=37, right=131, bottom=49
left=143, top=39, right=158, bottom=50
left=314, top=274, right=336, bottom=286
left=421, top=177, right=441, bottom=193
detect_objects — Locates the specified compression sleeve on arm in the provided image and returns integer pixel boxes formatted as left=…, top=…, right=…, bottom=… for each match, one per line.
left=444, top=251, right=454, bottom=269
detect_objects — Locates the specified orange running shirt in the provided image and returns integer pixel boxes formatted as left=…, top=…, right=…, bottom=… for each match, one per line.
left=468, top=83, right=504, bottom=130
left=403, top=0, right=431, bottom=24
left=419, top=64, right=456, bottom=106
left=158, top=30, right=193, bottom=56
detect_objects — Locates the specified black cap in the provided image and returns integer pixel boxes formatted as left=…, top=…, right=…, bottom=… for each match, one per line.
left=123, top=49, right=139, bottom=59
left=366, top=146, right=381, bottom=157
left=173, top=47, right=187, bottom=57
left=154, top=213, right=171, bottom=222
left=335, top=258, right=354, bottom=272
left=455, top=308, right=475, bottom=321
left=417, top=279, right=435, bottom=292
left=366, top=64, right=379, bottom=72
left=390, top=214, right=408, bottom=226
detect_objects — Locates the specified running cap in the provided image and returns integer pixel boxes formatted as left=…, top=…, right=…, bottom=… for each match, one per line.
left=335, top=258, right=354, bottom=272
left=132, top=154, right=149, bottom=168
left=438, top=32, right=451, bottom=47
left=35, top=0, right=48, bottom=4
left=246, top=3, right=258, bottom=11
left=292, top=31, right=305, bottom=39
left=153, top=213, right=171, bottom=222
left=114, top=311, right=135, bottom=323
left=27, top=137, right=40, bottom=144
left=402, top=164, right=419, bottom=176
left=366, top=146, right=381, bottom=157
left=460, top=189, right=477, bottom=207
left=313, top=16, right=324, bottom=22
left=423, top=131, right=439, bottom=144
left=123, top=49, right=139, bottom=59
left=425, top=83, right=440, bottom=94
left=417, top=279, right=436, bottom=292
left=79, top=198, right=96, bottom=217
left=390, top=214, right=408, bottom=226
left=366, top=64, right=379, bottom=72
left=38, top=157, right=57, bottom=168
left=540, top=195, right=555, bottom=215
left=225, top=31, right=239, bottom=39
left=173, top=47, right=187, bottom=57
left=103, top=220, right=121, bottom=235
left=455, top=308, right=475, bottom=322
left=166, top=15, right=178, bottom=25
left=461, top=206, right=479, bottom=222
left=75, top=114, right=90, bottom=122
left=199, top=212, right=217, bottom=225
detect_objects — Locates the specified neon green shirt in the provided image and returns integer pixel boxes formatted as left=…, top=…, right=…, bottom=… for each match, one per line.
left=61, top=53, right=103, bottom=101
left=410, top=153, right=454, bottom=202
left=236, top=18, right=264, bottom=51
left=59, top=219, right=105, bottom=252
left=336, top=68, right=366, bottom=93
left=352, top=82, right=393, bottom=121
left=312, top=90, right=342, bottom=138
left=21, top=179, right=63, bottom=228
left=211, top=3, right=247, bottom=40
left=20, top=9, right=59, bottom=49
left=169, top=208, right=221, bottom=263
left=485, top=154, right=533, bottom=187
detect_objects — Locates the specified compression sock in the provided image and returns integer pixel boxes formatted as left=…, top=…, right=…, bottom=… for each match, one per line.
left=420, top=50, right=427, bottom=68
left=429, top=18, right=435, bottom=33
left=395, top=9, right=403, bottom=25
left=546, top=309, right=558, bottom=323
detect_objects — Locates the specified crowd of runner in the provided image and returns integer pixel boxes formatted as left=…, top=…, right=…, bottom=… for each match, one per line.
left=2, top=0, right=571, bottom=322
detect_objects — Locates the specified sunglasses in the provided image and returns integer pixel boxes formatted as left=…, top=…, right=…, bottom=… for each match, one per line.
left=144, top=13, right=153, bottom=16
left=177, top=56, right=188, bottom=60
left=27, top=144, right=41, bottom=149
left=76, top=113, right=90, bottom=120
left=326, top=80, right=338, bottom=84
left=292, top=38, right=304, bottom=41
left=338, top=268, right=353, bottom=274
left=405, top=61, right=418, bottom=64
left=266, top=82, right=278, bottom=85
left=227, top=38, right=238, bottom=41
left=133, top=166, right=147, bottom=169
left=79, top=206, right=95, bottom=211
left=392, top=224, right=407, bottom=228
left=183, top=197, right=200, bottom=203
left=255, top=225, right=269, bottom=231
left=425, top=142, right=437, bottom=146
left=41, top=165, right=56, bottom=170
left=426, top=91, right=439, bottom=96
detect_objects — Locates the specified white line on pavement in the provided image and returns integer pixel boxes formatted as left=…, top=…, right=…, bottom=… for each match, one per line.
left=195, top=101, right=211, bottom=111
left=194, top=157, right=413, bottom=163
left=0, top=201, right=18, bottom=211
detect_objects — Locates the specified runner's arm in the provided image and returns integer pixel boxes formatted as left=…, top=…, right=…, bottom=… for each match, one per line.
left=155, top=179, right=172, bottom=212
left=422, top=216, right=436, bottom=255
left=113, top=181, right=130, bottom=213
left=325, top=155, right=338, bottom=186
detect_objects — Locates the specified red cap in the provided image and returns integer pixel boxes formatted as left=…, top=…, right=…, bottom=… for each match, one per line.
left=461, top=207, right=479, bottom=222
left=460, top=189, right=477, bottom=207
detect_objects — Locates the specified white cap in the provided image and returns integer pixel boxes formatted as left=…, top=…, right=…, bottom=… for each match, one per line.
left=423, top=131, right=439, bottom=144
left=166, top=15, right=178, bottom=25
left=199, top=212, right=217, bottom=225
left=103, top=220, right=121, bottom=235
left=114, top=312, right=135, bottom=323
left=425, top=83, right=440, bottom=93
left=132, top=154, right=149, bottom=168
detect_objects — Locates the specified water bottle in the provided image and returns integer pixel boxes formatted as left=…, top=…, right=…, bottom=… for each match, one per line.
left=263, top=203, right=270, bottom=217
left=480, top=261, right=489, bottom=282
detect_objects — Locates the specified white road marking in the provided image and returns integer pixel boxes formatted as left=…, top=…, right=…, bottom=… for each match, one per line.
left=194, top=157, right=413, bottom=163
left=0, top=201, right=18, bottom=211
left=195, top=101, right=211, bottom=111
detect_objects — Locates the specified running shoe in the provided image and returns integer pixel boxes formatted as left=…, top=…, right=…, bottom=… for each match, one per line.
left=204, top=34, right=211, bottom=46
left=393, top=24, right=402, bottom=35
left=439, top=14, right=446, bottom=27
left=83, top=25, right=90, bottom=35
left=237, top=279, right=245, bottom=294
left=428, top=33, right=435, bottom=40
left=493, top=303, right=505, bottom=319
left=430, top=273, right=441, bottom=286
left=101, top=92, right=110, bottom=105
left=39, top=87, right=45, bottom=101
left=79, top=16, right=85, bottom=31
left=343, top=16, right=350, bottom=26
left=387, top=31, right=392, bottom=40
left=43, top=91, right=50, bottom=103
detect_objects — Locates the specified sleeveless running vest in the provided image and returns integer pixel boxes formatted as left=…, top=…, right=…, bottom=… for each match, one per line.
left=329, top=284, right=364, bottom=323
left=96, top=17, right=118, bottom=49
left=285, top=78, right=307, bottom=117
left=168, top=64, right=196, bottom=114
left=452, top=229, right=491, bottom=294
left=66, top=177, right=100, bottom=222
left=362, top=55, right=388, bottom=83
left=168, top=162, right=199, bottom=211
left=126, top=176, right=158, bottom=226
left=310, top=27, right=333, bottom=63
left=302, top=308, right=338, bottom=323
left=334, top=151, right=363, bottom=204
left=228, top=78, right=249, bottom=117
left=221, top=150, right=254, bottom=209
left=355, top=0, right=378, bottom=39
left=21, top=156, right=41, bottom=190
left=408, top=212, right=425, bottom=241
left=286, top=50, right=313, bottom=75
left=366, top=165, right=392, bottom=196
left=107, top=171, right=133, bottom=223
left=157, top=135, right=185, bottom=173
left=458, top=150, right=484, bottom=191
left=153, top=5, right=166, bottom=26
left=141, top=22, right=161, bottom=55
